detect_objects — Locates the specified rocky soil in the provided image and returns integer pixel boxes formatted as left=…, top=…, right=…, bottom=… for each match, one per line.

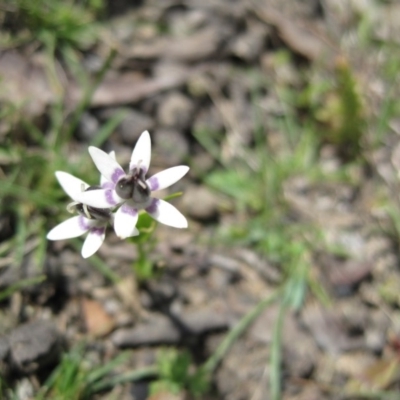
left=2, top=0, right=400, bottom=399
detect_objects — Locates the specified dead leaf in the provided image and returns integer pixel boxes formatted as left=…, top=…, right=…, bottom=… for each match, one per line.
left=0, top=51, right=56, bottom=116
left=127, top=26, right=230, bottom=62
left=81, top=298, right=116, bottom=337
left=345, top=358, right=400, bottom=392
left=302, top=301, right=364, bottom=355
left=252, top=4, right=337, bottom=63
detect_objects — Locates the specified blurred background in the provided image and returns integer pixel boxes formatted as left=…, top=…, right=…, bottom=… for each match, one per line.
left=1, top=0, right=400, bottom=399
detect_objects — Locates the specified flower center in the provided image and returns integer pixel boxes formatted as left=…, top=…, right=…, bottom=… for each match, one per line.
left=68, top=185, right=112, bottom=221
left=115, top=167, right=151, bottom=203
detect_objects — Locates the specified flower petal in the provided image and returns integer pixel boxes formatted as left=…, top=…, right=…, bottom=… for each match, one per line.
left=100, top=151, right=117, bottom=186
left=55, top=171, right=89, bottom=201
left=114, top=204, right=139, bottom=239
left=89, top=146, right=125, bottom=184
left=129, top=130, right=151, bottom=173
left=146, top=198, right=188, bottom=228
left=81, top=226, right=106, bottom=258
left=47, top=216, right=92, bottom=240
left=147, top=166, right=189, bottom=191
left=76, top=189, right=123, bottom=208
left=127, top=227, right=140, bottom=237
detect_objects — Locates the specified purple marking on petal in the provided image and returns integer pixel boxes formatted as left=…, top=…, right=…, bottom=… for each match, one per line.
left=90, top=226, right=105, bottom=236
left=105, top=190, right=118, bottom=206
left=78, top=215, right=91, bottom=231
left=111, top=169, right=125, bottom=184
left=145, top=198, right=159, bottom=214
left=121, top=203, right=138, bottom=217
left=101, top=181, right=115, bottom=190
left=147, top=176, right=159, bottom=191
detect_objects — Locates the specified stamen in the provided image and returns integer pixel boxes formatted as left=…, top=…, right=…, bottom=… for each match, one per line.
left=67, top=201, right=80, bottom=214
left=138, top=180, right=147, bottom=189
left=80, top=183, right=86, bottom=192
left=83, top=204, right=92, bottom=219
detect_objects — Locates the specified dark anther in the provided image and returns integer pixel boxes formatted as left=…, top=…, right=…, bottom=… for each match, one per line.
left=75, top=204, right=112, bottom=221
left=115, top=176, right=134, bottom=199
left=71, top=185, right=112, bottom=221
left=115, top=168, right=150, bottom=203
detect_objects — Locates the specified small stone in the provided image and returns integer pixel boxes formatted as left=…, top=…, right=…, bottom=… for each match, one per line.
left=77, top=112, right=99, bottom=141
left=15, top=378, right=34, bottom=400
left=112, top=314, right=180, bottom=348
left=120, top=110, right=154, bottom=145
left=190, top=149, right=216, bottom=177
left=154, top=128, right=189, bottom=165
left=8, top=320, right=62, bottom=374
left=229, top=21, right=268, bottom=62
left=157, top=92, right=194, bottom=129
left=192, top=106, right=224, bottom=133
left=167, top=9, right=208, bottom=36
left=181, top=185, right=220, bottom=221
left=176, top=303, right=229, bottom=335
left=99, top=107, right=154, bottom=146
left=144, top=279, right=177, bottom=307
left=207, top=267, right=232, bottom=290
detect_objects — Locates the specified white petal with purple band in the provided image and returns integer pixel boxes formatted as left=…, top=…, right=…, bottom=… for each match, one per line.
left=81, top=227, right=106, bottom=258
left=146, top=198, right=188, bottom=228
left=76, top=188, right=123, bottom=208
left=89, top=147, right=125, bottom=184
left=129, top=130, right=151, bottom=173
left=114, top=204, right=139, bottom=239
left=47, top=215, right=94, bottom=240
left=55, top=172, right=89, bottom=201
left=100, top=151, right=116, bottom=187
left=147, top=166, right=190, bottom=191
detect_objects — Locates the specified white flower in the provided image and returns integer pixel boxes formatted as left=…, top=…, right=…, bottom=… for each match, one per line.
left=75, top=130, right=189, bottom=239
left=47, top=169, right=139, bottom=258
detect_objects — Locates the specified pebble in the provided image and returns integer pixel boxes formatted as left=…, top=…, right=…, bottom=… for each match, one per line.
left=119, top=109, right=155, bottom=145
left=77, top=112, right=99, bottom=141
left=229, top=21, right=268, bottom=62
left=181, top=185, right=220, bottom=221
left=99, top=107, right=154, bottom=146
left=112, top=314, right=180, bottom=347
left=153, top=128, right=189, bottom=165
left=15, top=378, right=35, bottom=400
left=176, top=304, right=230, bottom=335
left=7, top=320, right=62, bottom=374
left=157, top=92, right=194, bottom=129
left=112, top=302, right=230, bottom=348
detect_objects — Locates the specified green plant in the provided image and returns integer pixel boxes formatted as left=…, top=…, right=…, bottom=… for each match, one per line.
left=35, top=345, right=130, bottom=400
left=150, top=349, right=209, bottom=397
left=1, top=0, right=104, bottom=49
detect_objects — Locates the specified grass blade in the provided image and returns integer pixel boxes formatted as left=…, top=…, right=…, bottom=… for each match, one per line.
left=203, top=290, right=281, bottom=374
